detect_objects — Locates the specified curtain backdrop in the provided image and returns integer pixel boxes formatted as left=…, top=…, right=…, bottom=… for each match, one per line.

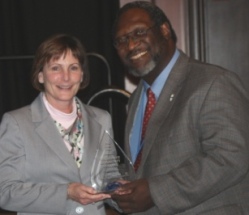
left=0, top=0, right=126, bottom=152
left=0, top=0, right=124, bottom=113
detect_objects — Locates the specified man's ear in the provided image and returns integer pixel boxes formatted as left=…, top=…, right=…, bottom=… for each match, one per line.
left=160, top=23, right=170, bottom=39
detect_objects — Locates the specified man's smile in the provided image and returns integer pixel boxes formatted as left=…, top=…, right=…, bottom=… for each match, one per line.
left=130, top=50, right=148, bottom=60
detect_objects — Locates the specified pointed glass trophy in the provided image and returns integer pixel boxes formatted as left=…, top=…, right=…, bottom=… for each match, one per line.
left=91, top=130, right=133, bottom=193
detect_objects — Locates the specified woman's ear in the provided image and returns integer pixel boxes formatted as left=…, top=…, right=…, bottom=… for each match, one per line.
left=38, top=72, right=44, bottom=84
left=81, top=72, right=83, bottom=82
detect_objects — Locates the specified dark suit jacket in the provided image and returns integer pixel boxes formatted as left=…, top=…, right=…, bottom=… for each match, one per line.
left=125, top=51, right=249, bottom=215
left=0, top=93, right=117, bottom=215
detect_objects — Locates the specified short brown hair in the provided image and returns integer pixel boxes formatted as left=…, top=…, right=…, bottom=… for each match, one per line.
left=31, top=34, right=89, bottom=91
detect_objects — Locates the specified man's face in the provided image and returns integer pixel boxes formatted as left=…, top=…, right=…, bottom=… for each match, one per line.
left=114, top=8, right=165, bottom=78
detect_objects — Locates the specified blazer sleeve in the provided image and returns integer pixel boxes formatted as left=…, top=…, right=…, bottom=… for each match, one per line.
left=0, top=112, right=70, bottom=213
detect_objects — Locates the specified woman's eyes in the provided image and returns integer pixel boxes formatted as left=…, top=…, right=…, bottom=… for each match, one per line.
left=51, top=66, right=60, bottom=71
left=49, top=65, right=81, bottom=72
left=70, top=65, right=80, bottom=71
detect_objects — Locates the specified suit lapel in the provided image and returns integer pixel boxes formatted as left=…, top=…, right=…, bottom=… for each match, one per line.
left=125, top=84, right=143, bottom=169
left=127, top=51, right=191, bottom=175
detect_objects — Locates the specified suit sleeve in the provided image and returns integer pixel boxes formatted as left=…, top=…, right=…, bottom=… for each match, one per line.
left=148, top=71, right=249, bottom=214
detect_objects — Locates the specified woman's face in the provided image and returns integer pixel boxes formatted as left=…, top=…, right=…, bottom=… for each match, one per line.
left=38, top=50, right=83, bottom=110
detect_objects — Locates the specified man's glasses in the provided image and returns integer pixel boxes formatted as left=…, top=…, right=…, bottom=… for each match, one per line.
left=114, top=25, right=156, bottom=49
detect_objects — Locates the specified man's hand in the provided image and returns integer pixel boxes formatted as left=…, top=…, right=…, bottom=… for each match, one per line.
left=111, top=179, right=154, bottom=214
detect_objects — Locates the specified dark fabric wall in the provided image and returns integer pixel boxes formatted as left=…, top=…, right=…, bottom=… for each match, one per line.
left=0, top=0, right=124, bottom=116
left=0, top=0, right=127, bottom=153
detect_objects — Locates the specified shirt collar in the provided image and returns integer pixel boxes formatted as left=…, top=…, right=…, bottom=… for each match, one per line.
left=143, top=49, right=180, bottom=99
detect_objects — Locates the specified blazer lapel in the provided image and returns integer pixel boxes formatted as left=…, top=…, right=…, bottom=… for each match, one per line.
left=31, top=94, right=105, bottom=181
left=31, top=94, right=79, bottom=175
left=78, top=105, right=102, bottom=179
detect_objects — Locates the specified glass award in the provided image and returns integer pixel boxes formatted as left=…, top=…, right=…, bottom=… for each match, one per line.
left=91, top=130, right=133, bottom=193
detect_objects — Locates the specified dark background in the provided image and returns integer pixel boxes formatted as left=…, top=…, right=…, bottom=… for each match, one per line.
left=0, top=0, right=124, bottom=110
left=0, top=0, right=127, bottom=147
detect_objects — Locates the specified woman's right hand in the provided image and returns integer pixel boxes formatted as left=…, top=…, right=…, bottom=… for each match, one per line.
left=67, top=182, right=111, bottom=205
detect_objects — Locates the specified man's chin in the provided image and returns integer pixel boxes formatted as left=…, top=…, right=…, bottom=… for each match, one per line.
left=128, top=69, right=150, bottom=78
left=128, top=61, right=156, bottom=77
left=128, top=69, right=143, bottom=77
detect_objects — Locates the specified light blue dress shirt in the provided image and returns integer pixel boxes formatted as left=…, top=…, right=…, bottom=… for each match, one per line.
left=129, top=49, right=180, bottom=162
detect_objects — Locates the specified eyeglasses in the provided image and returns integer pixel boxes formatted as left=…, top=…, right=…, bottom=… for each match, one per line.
left=113, top=25, right=156, bottom=49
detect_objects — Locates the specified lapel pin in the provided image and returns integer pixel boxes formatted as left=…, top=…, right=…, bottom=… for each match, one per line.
left=169, top=94, right=174, bottom=101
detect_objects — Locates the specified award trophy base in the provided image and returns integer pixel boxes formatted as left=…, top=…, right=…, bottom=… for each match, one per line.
left=91, top=130, right=133, bottom=193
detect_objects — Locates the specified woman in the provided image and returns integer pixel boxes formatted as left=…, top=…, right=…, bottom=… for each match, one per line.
left=0, top=34, right=120, bottom=214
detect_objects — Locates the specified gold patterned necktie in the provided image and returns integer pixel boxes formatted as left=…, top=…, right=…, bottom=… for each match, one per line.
left=134, top=88, right=156, bottom=172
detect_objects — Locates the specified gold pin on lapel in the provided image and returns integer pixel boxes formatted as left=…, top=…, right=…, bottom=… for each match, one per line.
left=170, top=94, right=174, bottom=101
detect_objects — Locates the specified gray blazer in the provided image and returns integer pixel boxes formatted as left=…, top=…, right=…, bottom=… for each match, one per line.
left=125, top=51, right=249, bottom=215
left=0, top=93, right=116, bottom=215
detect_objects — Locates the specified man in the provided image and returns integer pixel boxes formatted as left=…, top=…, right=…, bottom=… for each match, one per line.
left=111, top=1, right=249, bottom=215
